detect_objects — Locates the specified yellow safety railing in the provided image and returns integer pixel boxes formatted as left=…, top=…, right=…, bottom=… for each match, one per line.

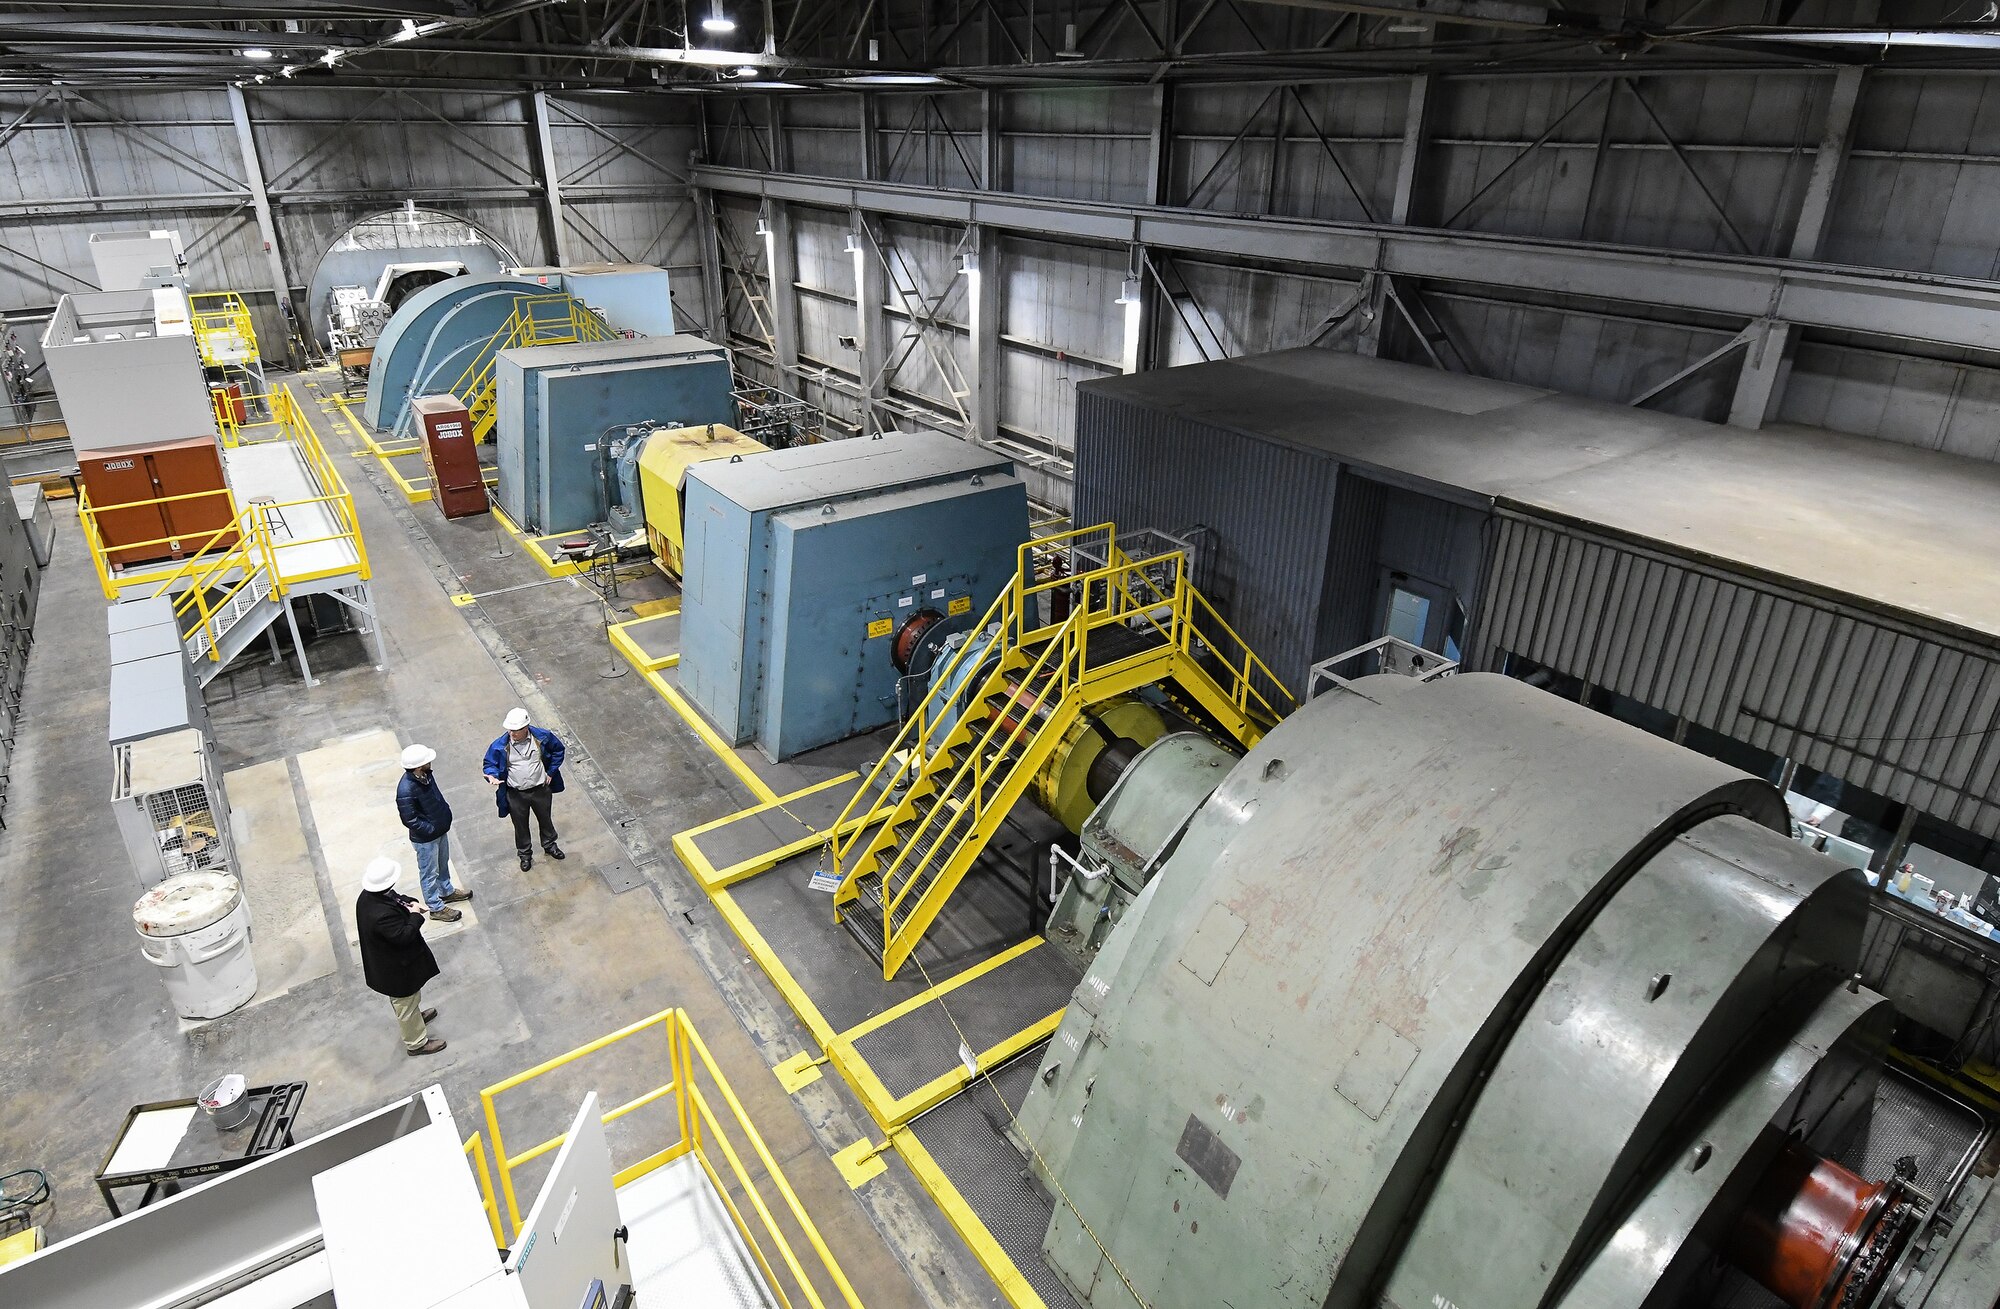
left=462, top=1132, right=505, bottom=1247
left=188, top=291, right=260, bottom=369
left=478, top=1008, right=865, bottom=1309
left=827, top=524, right=1296, bottom=974
left=829, top=523, right=1293, bottom=877
left=211, top=386, right=291, bottom=447
left=80, top=384, right=372, bottom=605
left=443, top=294, right=618, bottom=440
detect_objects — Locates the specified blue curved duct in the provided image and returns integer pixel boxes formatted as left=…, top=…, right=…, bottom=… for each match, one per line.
left=361, top=275, right=545, bottom=433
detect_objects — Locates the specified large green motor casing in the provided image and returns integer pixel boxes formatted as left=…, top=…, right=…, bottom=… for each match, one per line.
left=1016, top=672, right=1891, bottom=1309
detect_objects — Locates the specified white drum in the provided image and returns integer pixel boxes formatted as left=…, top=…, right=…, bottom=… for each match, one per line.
left=134, top=872, right=257, bottom=1020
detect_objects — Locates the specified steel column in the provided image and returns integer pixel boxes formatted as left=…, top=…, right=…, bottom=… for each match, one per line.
left=767, top=199, right=801, bottom=380
left=852, top=208, right=889, bottom=433
left=969, top=225, right=999, bottom=443
left=226, top=86, right=295, bottom=367
left=1362, top=71, right=1429, bottom=356
left=530, top=91, right=572, bottom=266
left=1730, top=67, right=1865, bottom=429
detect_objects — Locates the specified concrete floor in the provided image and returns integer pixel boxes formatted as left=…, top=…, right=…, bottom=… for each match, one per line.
left=0, top=372, right=997, bottom=1308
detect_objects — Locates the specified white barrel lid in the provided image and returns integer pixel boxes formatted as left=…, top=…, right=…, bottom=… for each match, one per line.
left=134, top=871, right=242, bottom=937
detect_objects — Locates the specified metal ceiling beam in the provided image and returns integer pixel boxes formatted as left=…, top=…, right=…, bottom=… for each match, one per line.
left=693, top=163, right=2000, bottom=354
left=1226, top=0, right=1553, bottom=28
left=6, top=1, right=463, bottom=14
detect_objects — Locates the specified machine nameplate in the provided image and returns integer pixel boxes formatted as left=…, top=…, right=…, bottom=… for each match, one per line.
left=1176, top=1114, right=1240, bottom=1199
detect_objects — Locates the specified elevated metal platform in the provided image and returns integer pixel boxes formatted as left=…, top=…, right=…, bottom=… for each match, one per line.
left=82, top=385, right=383, bottom=687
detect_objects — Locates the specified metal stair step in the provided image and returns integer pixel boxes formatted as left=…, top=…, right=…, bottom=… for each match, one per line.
left=841, top=876, right=888, bottom=963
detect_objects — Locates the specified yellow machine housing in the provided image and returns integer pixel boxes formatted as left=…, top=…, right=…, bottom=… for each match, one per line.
left=636, top=423, right=768, bottom=576
left=1033, top=694, right=1167, bottom=833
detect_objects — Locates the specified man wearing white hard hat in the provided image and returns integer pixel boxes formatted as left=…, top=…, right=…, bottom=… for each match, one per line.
left=396, top=743, right=472, bottom=922
left=355, top=858, right=446, bottom=1057
left=481, top=707, right=567, bottom=872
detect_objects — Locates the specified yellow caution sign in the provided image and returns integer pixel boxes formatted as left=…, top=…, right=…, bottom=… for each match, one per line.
left=867, top=617, right=893, bottom=639
left=948, top=595, right=972, bottom=616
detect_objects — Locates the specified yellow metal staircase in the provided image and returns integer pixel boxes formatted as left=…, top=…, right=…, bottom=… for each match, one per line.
left=442, top=294, right=620, bottom=442
left=829, top=524, right=1295, bottom=979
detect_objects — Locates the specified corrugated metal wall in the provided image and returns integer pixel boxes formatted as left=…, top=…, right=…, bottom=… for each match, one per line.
left=706, top=59, right=2000, bottom=486
left=0, top=87, right=703, bottom=369
left=1074, top=386, right=1337, bottom=697
left=1475, top=509, right=2000, bottom=840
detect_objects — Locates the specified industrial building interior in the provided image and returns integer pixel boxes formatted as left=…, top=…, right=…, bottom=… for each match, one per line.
left=8, top=2, right=2000, bottom=1307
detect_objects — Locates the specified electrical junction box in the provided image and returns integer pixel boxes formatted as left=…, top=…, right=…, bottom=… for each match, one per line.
left=494, top=335, right=736, bottom=536
left=680, top=431, right=1029, bottom=762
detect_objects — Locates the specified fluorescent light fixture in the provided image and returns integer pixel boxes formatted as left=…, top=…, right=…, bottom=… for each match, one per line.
left=389, top=19, right=420, bottom=43
left=676, top=48, right=755, bottom=65
left=843, top=231, right=862, bottom=254
left=831, top=73, right=948, bottom=86
left=242, top=47, right=273, bottom=60
left=1116, top=278, right=1142, bottom=305
left=701, top=6, right=736, bottom=33
left=731, top=80, right=810, bottom=90
left=733, top=65, right=758, bottom=77
left=754, top=214, right=772, bottom=236
left=1734, top=28, right=2000, bottom=49
left=280, top=64, right=298, bottom=77
left=320, top=48, right=342, bottom=65
left=254, top=73, right=268, bottom=82
left=958, top=252, right=978, bottom=276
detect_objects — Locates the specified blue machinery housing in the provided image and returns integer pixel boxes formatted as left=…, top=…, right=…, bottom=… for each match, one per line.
left=679, top=431, right=1028, bottom=762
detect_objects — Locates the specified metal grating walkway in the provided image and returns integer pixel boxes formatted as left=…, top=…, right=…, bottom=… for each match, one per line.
left=910, top=1058, right=1082, bottom=1309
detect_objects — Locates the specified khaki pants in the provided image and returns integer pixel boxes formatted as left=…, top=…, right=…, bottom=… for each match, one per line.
left=390, top=991, right=429, bottom=1051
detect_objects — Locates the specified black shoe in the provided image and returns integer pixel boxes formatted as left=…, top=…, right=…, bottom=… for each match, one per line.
left=422, top=1007, right=438, bottom=1022
left=406, top=1038, right=447, bottom=1056
left=518, top=851, right=532, bottom=871
left=543, top=843, right=565, bottom=861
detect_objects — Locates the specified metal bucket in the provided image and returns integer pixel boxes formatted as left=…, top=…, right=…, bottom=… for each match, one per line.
left=197, top=1075, right=252, bottom=1130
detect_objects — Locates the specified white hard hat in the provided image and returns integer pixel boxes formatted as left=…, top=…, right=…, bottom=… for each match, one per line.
left=503, top=707, right=531, bottom=731
left=401, top=743, right=437, bottom=769
left=363, top=857, right=400, bottom=893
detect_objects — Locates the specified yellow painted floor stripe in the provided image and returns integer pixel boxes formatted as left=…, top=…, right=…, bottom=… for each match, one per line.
left=710, top=887, right=836, bottom=1048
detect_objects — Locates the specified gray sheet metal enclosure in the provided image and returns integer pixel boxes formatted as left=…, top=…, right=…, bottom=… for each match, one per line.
left=1072, top=385, right=1486, bottom=698
left=1074, top=348, right=2000, bottom=840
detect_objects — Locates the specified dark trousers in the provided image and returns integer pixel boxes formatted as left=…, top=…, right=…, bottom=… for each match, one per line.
left=507, top=784, right=558, bottom=854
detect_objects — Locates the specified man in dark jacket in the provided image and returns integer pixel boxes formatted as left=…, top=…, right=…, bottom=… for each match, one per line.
left=396, top=743, right=472, bottom=923
left=482, top=707, right=567, bottom=872
left=356, top=857, right=446, bottom=1056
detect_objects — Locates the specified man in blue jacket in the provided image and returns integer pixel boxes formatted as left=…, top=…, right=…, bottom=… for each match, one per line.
left=483, top=707, right=567, bottom=872
left=396, top=743, right=473, bottom=922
